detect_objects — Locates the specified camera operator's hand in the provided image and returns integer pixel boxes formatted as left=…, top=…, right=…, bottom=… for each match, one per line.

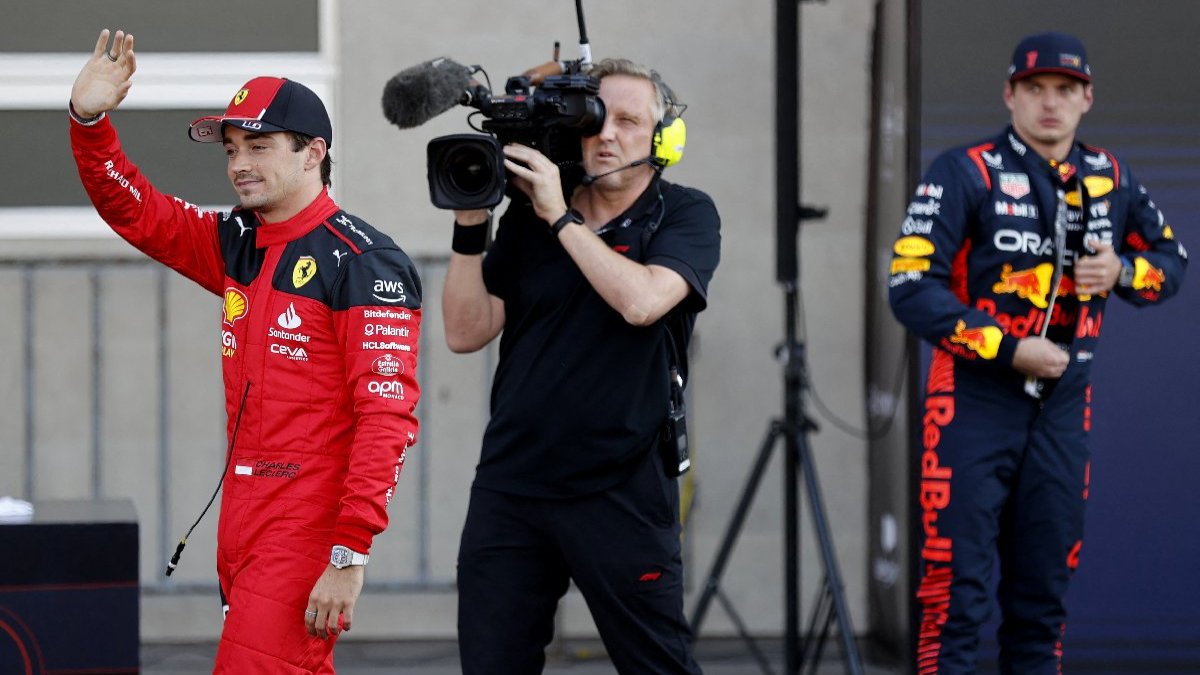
left=72, top=29, right=137, bottom=119
left=453, top=209, right=490, bottom=226
left=502, top=144, right=568, bottom=226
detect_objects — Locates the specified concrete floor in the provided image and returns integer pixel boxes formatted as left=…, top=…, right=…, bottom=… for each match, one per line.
left=142, top=638, right=902, bottom=674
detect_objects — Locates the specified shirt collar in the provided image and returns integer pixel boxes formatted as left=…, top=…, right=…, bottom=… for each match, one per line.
left=253, top=188, right=340, bottom=248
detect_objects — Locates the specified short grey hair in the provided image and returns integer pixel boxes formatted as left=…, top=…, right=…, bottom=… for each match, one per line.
left=588, top=58, right=680, bottom=123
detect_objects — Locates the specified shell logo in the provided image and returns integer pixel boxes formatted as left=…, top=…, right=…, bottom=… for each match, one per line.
left=224, top=288, right=249, bottom=325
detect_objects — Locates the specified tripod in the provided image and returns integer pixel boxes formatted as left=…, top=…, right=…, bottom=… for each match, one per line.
left=688, top=2, right=863, bottom=674
left=688, top=277, right=865, bottom=675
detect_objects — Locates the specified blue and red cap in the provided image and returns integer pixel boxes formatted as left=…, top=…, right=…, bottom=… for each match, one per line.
left=189, top=77, right=333, bottom=147
left=1007, top=31, right=1091, bottom=83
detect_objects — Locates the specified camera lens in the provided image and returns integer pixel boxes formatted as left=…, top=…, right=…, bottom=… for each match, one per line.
left=426, top=134, right=506, bottom=210
left=444, top=144, right=492, bottom=197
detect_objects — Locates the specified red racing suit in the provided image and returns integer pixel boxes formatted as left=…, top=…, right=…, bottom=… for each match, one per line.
left=71, top=114, right=421, bottom=673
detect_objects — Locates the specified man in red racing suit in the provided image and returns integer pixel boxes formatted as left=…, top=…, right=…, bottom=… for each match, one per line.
left=69, top=30, right=421, bottom=672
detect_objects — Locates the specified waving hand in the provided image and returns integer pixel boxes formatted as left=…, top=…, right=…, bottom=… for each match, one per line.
left=71, top=29, right=137, bottom=119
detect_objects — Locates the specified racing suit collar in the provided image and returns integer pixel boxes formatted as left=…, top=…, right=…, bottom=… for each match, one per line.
left=1006, top=125, right=1083, bottom=183
left=254, top=187, right=341, bottom=248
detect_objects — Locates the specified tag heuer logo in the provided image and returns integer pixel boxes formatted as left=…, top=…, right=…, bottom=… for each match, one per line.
left=999, top=173, right=1030, bottom=199
left=293, top=256, right=318, bottom=289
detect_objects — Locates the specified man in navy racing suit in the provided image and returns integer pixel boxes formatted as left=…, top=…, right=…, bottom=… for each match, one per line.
left=888, top=31, right=1187, bottom=674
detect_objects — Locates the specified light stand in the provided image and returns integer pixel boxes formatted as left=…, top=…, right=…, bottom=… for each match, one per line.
left=688, top=1, right=864, bottom=673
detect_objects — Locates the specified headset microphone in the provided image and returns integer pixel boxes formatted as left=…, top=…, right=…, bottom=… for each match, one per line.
left=581, top=157, right=655, bottom=186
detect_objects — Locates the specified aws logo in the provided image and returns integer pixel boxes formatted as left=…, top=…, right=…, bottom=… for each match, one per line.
left=224, top=288, right=249, bottom=325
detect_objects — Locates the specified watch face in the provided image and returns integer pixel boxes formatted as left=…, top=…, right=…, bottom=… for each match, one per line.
left=331, top=547, right=349, bottom=567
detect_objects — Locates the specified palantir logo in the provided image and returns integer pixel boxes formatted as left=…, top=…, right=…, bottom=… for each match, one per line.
left=277, top=303, right=302, bottom=330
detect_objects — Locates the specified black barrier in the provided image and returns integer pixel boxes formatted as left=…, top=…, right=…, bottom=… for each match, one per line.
left=0, top=499, right=138, bottom=673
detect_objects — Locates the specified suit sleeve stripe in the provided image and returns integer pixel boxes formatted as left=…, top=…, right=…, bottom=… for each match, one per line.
left=322, top=221, right=363, bottom=255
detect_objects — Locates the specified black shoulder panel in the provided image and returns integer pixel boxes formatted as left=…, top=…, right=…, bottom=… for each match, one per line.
left=218, top=208, right=265, bottom=286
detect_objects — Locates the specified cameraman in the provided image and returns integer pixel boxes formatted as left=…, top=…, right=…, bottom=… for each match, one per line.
left=443, top=58, right=720, bottom=674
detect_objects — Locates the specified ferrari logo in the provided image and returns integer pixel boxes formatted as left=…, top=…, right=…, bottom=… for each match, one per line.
left=293, top=256, right=318, bottom=289
left=233, top=88, right=249, bottom=106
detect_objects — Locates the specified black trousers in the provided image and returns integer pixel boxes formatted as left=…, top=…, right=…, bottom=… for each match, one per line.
left=457, top=449, right=703, bottom=675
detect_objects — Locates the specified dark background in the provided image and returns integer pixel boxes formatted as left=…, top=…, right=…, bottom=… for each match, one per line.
left=920, top=0, right=1200, bottom=668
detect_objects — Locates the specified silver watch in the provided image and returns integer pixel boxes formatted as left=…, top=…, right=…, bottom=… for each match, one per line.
left=330, top=545, right=369, bottom=569
left=1118, top=259, right=1136, bottom=288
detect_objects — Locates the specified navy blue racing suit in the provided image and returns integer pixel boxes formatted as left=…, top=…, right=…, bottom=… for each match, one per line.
left=888, top=126, right=1187, bottom=674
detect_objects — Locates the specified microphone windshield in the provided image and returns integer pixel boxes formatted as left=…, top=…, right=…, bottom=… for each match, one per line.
left=382, top=57, right=474, bottom=129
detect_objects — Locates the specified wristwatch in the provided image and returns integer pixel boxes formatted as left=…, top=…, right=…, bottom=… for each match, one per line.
left=330, top=545, right=369, bottom=569
left=1117, top=256, right=1135, bottom=288
left=550, top=208, right=585, bottom=237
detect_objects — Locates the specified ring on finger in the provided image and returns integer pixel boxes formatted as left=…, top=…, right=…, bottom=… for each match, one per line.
left=304, top=609, right=318, bottom=617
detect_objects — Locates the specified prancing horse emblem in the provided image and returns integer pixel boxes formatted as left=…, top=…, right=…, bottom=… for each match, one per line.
left=292, top=256, right=318, bottom=289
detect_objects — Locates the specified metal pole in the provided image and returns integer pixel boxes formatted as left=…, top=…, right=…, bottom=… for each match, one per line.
left=776, top=0, right=802, bottom=671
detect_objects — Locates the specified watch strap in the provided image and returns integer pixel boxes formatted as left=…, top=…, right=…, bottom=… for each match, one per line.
left=331, top=545, right=369, bottom=568
left=68, top=101, right=104, bottom=126
left=1118, top=256, right=1135, bottom=288
left=550, top=209, right=584, bottom=237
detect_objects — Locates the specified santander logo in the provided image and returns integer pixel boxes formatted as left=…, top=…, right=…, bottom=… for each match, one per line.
left=277, top=303, right=302, bottom=330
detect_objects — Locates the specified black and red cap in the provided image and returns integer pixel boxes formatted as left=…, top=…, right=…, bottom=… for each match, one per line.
left=189, top=77, right=333, bottom=147
left=1008, top=31, right=1091, bottom=83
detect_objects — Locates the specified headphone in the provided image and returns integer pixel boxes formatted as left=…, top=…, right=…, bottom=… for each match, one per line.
left=650, top=71, right=687, bottom=167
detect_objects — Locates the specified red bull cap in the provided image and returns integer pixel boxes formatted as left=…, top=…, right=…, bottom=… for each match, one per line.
left=1008, top=31, right=1091, bottom=84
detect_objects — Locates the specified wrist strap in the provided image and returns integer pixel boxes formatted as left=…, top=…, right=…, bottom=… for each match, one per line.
left=452, top=220, right=489, bottom=255
left=68, top=101, right=104, bottom=126
left=550, top=209, right=584, bottom=237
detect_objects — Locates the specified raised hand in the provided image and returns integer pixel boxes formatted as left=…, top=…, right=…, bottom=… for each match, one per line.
left=71, top=29, right=137, bottom=119
left=1074, top=239, right=1121, bottom=294
left=501, top=143, right=568, bottom=225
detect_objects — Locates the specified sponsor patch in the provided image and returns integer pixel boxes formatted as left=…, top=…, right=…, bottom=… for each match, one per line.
left=891, top=257, right=931, bottom=274
left=372, top=353, right=404, bottom=376
left=292, top=256, right=318, bottom=289
left=998, top=173, right=1030, bottom=199
left=372, top=279, right=407, bottom=304
left=223, top=288, right=248, bottom=325
left=1083, top=175, right=1114, bottom=198
left=893, top=236, right=935, bottom=258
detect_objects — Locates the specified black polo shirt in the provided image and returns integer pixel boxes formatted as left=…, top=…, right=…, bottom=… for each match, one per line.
left=477, top=177, right=721, bottom=498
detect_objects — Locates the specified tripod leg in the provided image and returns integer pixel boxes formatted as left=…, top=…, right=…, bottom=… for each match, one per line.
left=795, top=431, right=866, bottom=675
left=715, top=589, right=777, bottom=675
left=798, top=576, right=831, bottom=670
left=689, top=421, right=784, bottom=634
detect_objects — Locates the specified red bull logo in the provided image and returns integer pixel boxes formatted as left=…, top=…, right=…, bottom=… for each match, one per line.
left=991, top=263, right=1053, bottom=309
left=948, top=320, right=1002, bottom=360
left=1134, top=258, right=1166, bottom=291
left=1054, top=275, right=1091, bottom=301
